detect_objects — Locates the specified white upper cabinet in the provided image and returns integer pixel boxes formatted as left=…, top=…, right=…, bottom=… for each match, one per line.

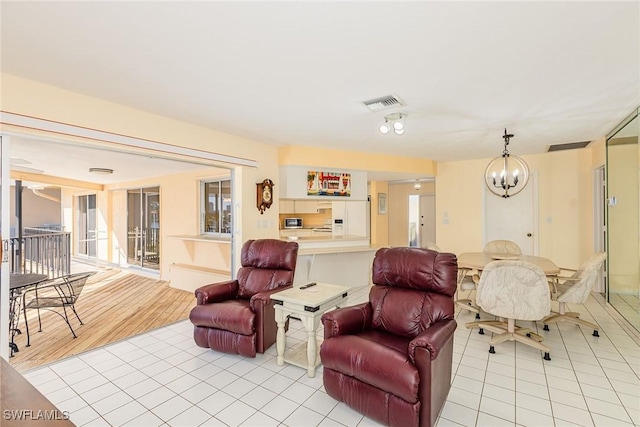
left=280, top=199, right=320, bottom=214
left=280, top=199, right=295, bottom=213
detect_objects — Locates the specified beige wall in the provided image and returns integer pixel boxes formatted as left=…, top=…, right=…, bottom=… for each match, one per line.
left=591, top=137, right=606, bottom=167
left=435, top=158, right=486, bottom=254
left=279, top=145, right=437, bottom=176
left=436, top=147, right=599, bottom=269
left=369, top=181, right=389, bottom=248
left=9, top=186, right=61, bottom=233
left=388, top=181, right=436, bottom=247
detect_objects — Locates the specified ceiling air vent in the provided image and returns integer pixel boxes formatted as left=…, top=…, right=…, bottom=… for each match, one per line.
left=362, top=94, right=405, bottom=112
left=547, top=141, right=591, bottom=152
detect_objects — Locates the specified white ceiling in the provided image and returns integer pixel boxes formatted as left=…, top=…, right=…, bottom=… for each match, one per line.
left=1, top=1, right=639, bottom=184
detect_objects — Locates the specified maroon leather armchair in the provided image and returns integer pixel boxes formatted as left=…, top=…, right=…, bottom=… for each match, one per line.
left=320, top=247, right=458, bottom=427
left=189, top=239, right=298, bottom=357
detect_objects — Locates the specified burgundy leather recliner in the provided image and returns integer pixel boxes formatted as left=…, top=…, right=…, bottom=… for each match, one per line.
left=189, top=239, right=298, bottom=357
left=320, top=247, right=458, bottom=427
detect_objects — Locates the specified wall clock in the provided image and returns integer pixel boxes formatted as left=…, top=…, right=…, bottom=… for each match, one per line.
left=257, top=179, right=274, bottom=214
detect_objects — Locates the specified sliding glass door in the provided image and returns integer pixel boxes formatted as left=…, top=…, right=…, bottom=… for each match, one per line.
left=77, top=194, right=97, bottom=258
left=1, top=135, right=11, bottom=358
left=606, top=108, right=639, bottom=331
left=127, top=187, right=160, bottom=270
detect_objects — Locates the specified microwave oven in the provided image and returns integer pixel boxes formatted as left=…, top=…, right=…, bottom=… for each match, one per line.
left=284, top=218, right=303, bottom=229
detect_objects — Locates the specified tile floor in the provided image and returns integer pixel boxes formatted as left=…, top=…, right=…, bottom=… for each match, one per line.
left=609, top=293, right=640, bottom=336
left=21, top=285, right=640, bottom=427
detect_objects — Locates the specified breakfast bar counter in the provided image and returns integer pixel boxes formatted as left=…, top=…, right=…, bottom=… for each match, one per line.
left=281, top=235, right=376, bottom=287
left=283, top=234, right=371, bottom=251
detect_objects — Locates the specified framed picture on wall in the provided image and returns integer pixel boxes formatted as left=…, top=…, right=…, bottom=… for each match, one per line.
left=307, top=170, right=351, bottom=197
left=378, top=193, right=387, bottom=214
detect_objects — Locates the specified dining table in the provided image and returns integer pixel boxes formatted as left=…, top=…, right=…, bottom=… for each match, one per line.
left=457, top=252, right=561, bottom=277
left=8, top=273, right=49, bottom=356
left=457, top=252, right=562, bottom=302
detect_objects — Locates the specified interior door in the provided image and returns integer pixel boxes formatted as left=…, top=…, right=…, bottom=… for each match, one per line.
left=1, top=135, right=11, bottom=359
left=484, top=174, right=537, bottom=255
left=419, top=195, right=436, bottom=248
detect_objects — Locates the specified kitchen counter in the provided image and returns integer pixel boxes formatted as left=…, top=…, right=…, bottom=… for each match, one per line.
left=283, top=234, right=368, bottom=242
left=279, top=227, right=332, bottom=238
left=282, top=235, right=375, bottom=287
left=282, top=234, right=371, bottom=252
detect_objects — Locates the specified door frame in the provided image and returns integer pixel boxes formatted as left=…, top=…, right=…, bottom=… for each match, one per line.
left=127, top=186, right=160, bottom=270
left=1, top=135, right=11, bottom=359
left=593, top=166, right=607, bottom=293
left=77, top=193, right=98, bottom=259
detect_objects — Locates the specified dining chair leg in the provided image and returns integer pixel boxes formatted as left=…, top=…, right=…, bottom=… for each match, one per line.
left=37, top=307, right=43, bottom=332
left=542, top=302, right=600, bottom=337
left=465, top=320, right=505, bottom=335
left=70, top=304, right=84, bottom=325
left=61, top=306, right=78, bottom=338
left=23, top=300, right=32, bottom=347
left=484, top=318, right=552, bottom=360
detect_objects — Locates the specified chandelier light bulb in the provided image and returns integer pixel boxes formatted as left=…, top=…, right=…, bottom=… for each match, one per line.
left=393, top=121, right=404, bottom=131
left=379, top=123, right=390, bottom=134
left=394, top=128, right=405, bottom=135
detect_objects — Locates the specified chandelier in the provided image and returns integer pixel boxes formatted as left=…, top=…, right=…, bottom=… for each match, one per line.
left=484, top=129, right=529, bottom=198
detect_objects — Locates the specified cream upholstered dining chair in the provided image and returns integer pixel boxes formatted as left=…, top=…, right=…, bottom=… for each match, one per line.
left=483, top=239, right=522, bottom=255
left=543, top=252, right=606, bottom=337
left=425, top=242, right=441, bottom=251
left=456, top=268, right=481, bottom=319
left=466, top=260, right=552, bottom=361
left=456, top=240, right=523, bottom=319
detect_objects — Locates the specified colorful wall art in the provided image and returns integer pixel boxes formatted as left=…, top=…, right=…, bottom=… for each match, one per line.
left=307, top=171, right=351, bottom=197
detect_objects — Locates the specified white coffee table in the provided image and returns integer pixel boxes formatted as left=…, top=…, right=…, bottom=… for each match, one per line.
left=271, top=282, right=349, bottom=377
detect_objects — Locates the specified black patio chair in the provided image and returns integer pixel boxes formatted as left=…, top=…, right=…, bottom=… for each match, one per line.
left=22, top=271, right=97, bottom=346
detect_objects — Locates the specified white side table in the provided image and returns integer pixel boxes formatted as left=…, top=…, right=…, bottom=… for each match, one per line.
left=270, top=282, right=349, bottom=377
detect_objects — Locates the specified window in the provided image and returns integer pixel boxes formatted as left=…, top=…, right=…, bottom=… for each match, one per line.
left=202, top=179, right=232, bottom=235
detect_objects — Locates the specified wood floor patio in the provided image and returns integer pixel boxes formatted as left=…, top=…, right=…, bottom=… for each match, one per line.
left=9, top=268, right=197, bottom=373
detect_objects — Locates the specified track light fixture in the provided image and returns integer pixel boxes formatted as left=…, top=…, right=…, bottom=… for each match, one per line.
left=379, top=113, right=405, bottom=135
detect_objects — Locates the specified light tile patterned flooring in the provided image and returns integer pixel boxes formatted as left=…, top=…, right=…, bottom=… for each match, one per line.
left=609, top=293, right=640, bottom=337
left=22, top=286, right=640, bottom=427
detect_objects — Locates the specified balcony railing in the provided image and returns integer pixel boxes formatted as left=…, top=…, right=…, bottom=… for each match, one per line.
left=9, top=232, right=71, bottom=278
